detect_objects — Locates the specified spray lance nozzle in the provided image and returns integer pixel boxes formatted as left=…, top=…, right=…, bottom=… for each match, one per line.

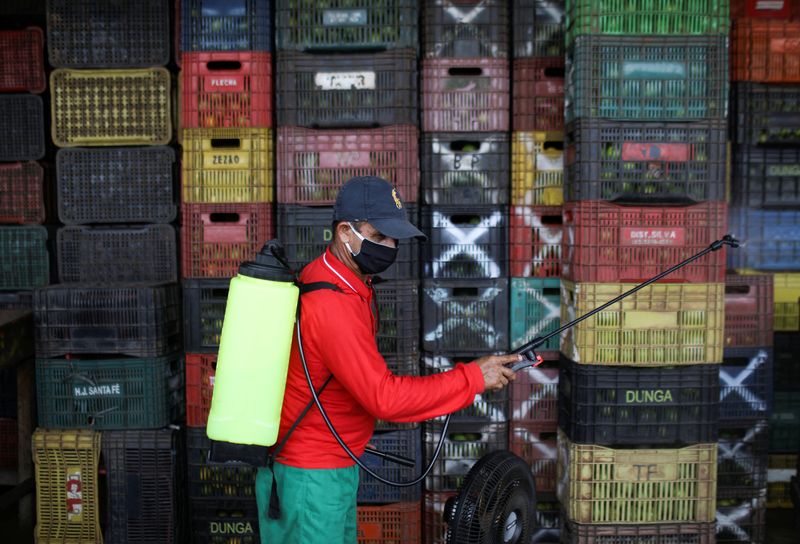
left=510, top=234, right=741, bottom=372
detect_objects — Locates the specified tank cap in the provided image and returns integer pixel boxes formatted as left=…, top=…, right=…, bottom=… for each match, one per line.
left=238, top=240, right=296, bottom=282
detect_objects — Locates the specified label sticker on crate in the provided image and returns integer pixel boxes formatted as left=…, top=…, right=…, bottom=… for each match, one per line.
left=66, top=467, right=83, bottom=522
left=323, top=9, right=367, bottom=26
left=620, top=227, right=685, bottom=246
left=73, top=382, right=123, bottom=398
left=621, top=143, right=691, bottom=162
left=319, top=151, right=371, bottom=168
left=315, top=71, right=376, bottom=90
left=204, top=77, right=245, bottom=93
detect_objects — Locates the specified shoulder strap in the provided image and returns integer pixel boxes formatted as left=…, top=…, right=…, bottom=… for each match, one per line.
left=298, top=280, right=343, bottom=294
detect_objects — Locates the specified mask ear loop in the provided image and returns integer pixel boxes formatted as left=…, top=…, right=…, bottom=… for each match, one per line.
left=346, top=222, right=365, bottom=257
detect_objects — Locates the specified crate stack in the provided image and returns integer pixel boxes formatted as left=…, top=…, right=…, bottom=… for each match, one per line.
left=727, top=0, right=800, bottom=524
left=178, top=0, right=275, bottom=541
left=273, top=2, right=422, bottom=542
left=0, top=26, right=48, bottom=302
left=507, top=3, right=565, bottom=542
left=418, top=2, right=510, bottom=542
left=558, top=2, right=729, bottom=543
left=33, top=3, right=185, bottom=543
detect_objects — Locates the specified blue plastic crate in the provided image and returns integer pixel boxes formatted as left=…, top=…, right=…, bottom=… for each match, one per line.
left=728, top=207, right=800, bottom=271
left=181, top=0, right=271, bottom=52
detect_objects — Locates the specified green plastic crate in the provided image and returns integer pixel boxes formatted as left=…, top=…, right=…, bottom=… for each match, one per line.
left=0, top=226, right=49, bottom=290
left=770, top=392, right=800, bottom=453
left=565, top=0, right=729, bottom=45
left=510, top=277, right=561, bottom=352
left=36, top=354, right=183, bottom=429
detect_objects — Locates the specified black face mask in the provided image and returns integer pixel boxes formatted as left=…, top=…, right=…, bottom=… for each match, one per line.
left=346, top=223, right=398, bottom=275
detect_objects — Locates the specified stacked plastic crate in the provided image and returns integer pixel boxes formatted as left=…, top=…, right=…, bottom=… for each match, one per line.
left=178, top=0, right=274, bottom=541
left=0, top=27, right=48, bottom=304
left=418, top=2, right=510, bottom=542
left=508, top=2, right=565, bottom=542
left=273, top=2, right=421, bottom=542
left=33, top=2, right=185, bottom=543
left=727, top=0, right=800, bottom=525
left=558, top=2, right=729, bottom=543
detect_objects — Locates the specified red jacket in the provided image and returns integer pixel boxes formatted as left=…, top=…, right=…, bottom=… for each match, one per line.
left=273, top=247, right=485, bottom=469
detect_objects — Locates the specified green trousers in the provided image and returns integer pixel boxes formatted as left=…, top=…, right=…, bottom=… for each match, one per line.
left=256, top=462, right=359, bottom=544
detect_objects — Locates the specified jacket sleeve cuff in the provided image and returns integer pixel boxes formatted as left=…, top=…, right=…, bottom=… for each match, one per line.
left=464, top=362, right=485, bottom=395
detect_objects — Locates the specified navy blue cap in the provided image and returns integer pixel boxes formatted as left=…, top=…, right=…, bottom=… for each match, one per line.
left=333, top=176, right=426, bottom=240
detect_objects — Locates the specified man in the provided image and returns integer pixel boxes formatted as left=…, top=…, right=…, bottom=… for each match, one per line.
left=256, top=176, right=520, bottom=543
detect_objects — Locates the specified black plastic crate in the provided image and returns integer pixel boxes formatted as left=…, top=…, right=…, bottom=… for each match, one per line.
left=102, top=428, right=184, bottom=544
left=183, top=279, right=229, bottom=354
left=181, top=0, right=271, bottom=52
left=717, top=421, right=769, bottom=500
left=0, top=291, right=33, bottom=310
left=421, top=278, right=509, bottom=354
left=190, top=497, right=259, bottom=544
left=558, top=359, right=720, bottom=447
left=424, top=421, right=509, bottom=492
left=276, top=50, right=417, bottom=128
left=56, top=147, right=176, bottom=225
left=563, top=521, right=717, bottom=544
left=513, top=0, right=565, bottom=59
left=565, top=118, right=727, bottom=203
left=57, top=225, right=177, bottom=285
left=566, top=35, right=728, bottom=123
left=423, top=0, right=509, bottom=58
left=0, top=367, right=16, bottom=419
left=186, top=427, right=259, bottom=500
left=716, top=493, right=766, bottom=544
left=733, top=82, right=800, bottom=146
left=0, top=226, right=49, bottom=290
left=420, top=133, right=510, bottom=205
left=0, top=94, right=45, bottom=161
left=36, top=354, right=183, bottom=429
left=421, top=205, right=507, bottom=278
left=732, top=145, right=800, bottom=208
left=531, top=495, right=560, bottom=543
left=374, top=280, right=419, bottom=366
left=33, top=283, right=181, bottom=358
left=775, top=333, right=800, bottom=391
left=720, top=347, right=773, bottom=422
left=357, top=428, right=421, bottom=503
left=275, top=0, right=418, bottom=52
left=46, top=0, right=170, bottom=67
left=421, top=353, right=509, bottom=424
left=277, top=204, right=419, bottom=281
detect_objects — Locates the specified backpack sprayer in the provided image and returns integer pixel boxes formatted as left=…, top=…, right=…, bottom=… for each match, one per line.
left=206, top=234, right=739, bottom=489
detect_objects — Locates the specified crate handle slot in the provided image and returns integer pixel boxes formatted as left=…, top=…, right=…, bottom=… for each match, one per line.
left=541, top=214, right=562, bottom=225
left=543, top=287, right=560, bottom=296
left=543, top=66, right=565, bottom=78
left=210, top=288, right=229, bottom=298
left=722, top=355, right=752, bottom=367
left=210, top=138, right=242, bottom=149
left=207, top=212, right=243, bottom=224
left=725, top=285, right=751, bottom=295
left=448, top=67, right=483, bottom=76
left=543, top=140, right=564, bottom=151
left=206, top=60, right=242, bottom=71
left=450, top=214, right=481, bottom=225
left=448, top=140, right=482, bottom=152
left=448, top=432, right=483, bottom=441
left=452, top=287, right=479, bottom=297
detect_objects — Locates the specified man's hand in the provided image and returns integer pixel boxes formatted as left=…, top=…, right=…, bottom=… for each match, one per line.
left=474, top=354, right=522, bottom=391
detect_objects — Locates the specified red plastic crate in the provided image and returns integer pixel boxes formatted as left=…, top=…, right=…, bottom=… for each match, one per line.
left=421, top=58, right=509, bottom=132
left=357, top=502, right=420, bottom=544
left=731, top=0, right=800, bottom=19
left=512, top=57, right=564, bottom=132
left=0, top=28, right=45, bottom=93
left=509, top=361, right=559, bottom=429
left=0, top=418, right=17, bottom=470
left=185, top=353, right=216, bottom=427
left=509, top=423, right=558, bottom=494
left=562, top=201, right=728, bottom=283
left=181, top=51, right=272, bottom=128
left=0, top=162, right=44, bottom=224
left=725, top=273, right=774, bottom=348
left=276, top=125, right=419, bottom=205
left=510, top=205, right=562, bottom=277
left=181, top=203, right=273, bottom=278
left=732, top=18, right=800, bottom=82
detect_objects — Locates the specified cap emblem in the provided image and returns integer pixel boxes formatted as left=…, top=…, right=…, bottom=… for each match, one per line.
left=391, top=188, right=402, bottom=209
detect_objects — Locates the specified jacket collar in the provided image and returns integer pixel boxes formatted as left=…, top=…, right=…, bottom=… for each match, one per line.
left=322, top=247, right=372, bottom=299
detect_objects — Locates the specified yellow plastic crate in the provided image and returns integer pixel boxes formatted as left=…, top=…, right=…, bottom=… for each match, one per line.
left=561, top=281, right=724, bottom=366
left=766, top=454, right=797, bottom=509
left=511, top=131, right=564, bottom=206
left=33, top=429, right=102, bottom=544
left=51, top=68, right=172, bottom=147
left=181, top=128, right=273, bottom=203
left=736, top=270, right=800, bottom=332
left=557, top=429, right=717, bottom=525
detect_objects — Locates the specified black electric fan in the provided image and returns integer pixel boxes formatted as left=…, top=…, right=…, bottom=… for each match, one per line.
left=443, top=235, right=740, bottom=544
